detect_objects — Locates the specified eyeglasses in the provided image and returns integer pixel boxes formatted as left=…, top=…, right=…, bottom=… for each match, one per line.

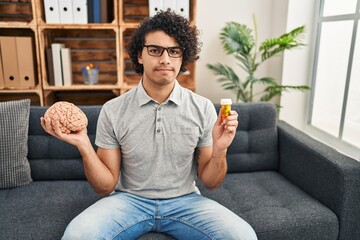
left=143, top=45, right=184, bottom=58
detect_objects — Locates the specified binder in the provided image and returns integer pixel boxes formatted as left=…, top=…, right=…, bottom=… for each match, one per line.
left=0, top=45, right=4, bottom=89
left=149, top=0, right=163, bottom=17
left=44, top=0, right=60, bottom=24
left=61, top=48, right=72, bottom=86
left=46, top=48, right=55, bottom=86
left=72, top=0, right=88, bottom=24
left=87, top=0, right=94, bottom=23
left=0, top=37, right=20, bottom=88
left=93, top=0, right=101, bottom=23
left=51, top=43, right=65, bottom=86
left=100, top=0, right=108, bottom=23
left=59, top=0, right=74, bottom=24
left=176, top=0, right=189, bottom=19
left=16, top=37, right=36, bottom=88
left=163, top=0, right=176, bottom=12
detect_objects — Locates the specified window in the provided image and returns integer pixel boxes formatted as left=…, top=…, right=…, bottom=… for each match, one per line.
left=309, top=0, right=360, bottom=156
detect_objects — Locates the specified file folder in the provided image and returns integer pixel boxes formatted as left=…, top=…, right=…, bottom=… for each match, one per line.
left=59, top=0, right=74, bottom=24
left=0, top=37, right=20, bottom=88
left=100, top=0, right=108, bottom=23
left=0, top=45, right=4, bottom=89
left=44, top=0, right=60, bottom=23
left=51, top=43, right=65, bottom=86
left=163, top=0, right=176, bottom=12
left=176, top=0, right=189, bottom=19
left=46, top=48, right=55, bottom=86
left=16, top=37, right=36, bottom=88
left=149, top=0, right=163, bottom=17
left=93, top=0, right=101, bottom=23
left=61, top=48, right=72, bottom=86
left=87, top=0, right=94, bottom=23
left=72, top=0, right=88, bottom=24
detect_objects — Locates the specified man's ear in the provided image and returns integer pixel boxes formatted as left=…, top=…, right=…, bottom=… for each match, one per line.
left=138, top=52, right=143, bottom=64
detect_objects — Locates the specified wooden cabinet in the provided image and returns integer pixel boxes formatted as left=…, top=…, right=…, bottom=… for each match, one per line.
left=0, top=0, right=197, bottom=106
left=0, top=0, right=43, bottom=105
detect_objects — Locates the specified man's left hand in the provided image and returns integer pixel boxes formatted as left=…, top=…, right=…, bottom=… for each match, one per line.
left=212, top=110, right=238, bottom=153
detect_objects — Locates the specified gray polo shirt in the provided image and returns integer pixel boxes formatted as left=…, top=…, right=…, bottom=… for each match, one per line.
left=95, top=80, right=217, bottom=199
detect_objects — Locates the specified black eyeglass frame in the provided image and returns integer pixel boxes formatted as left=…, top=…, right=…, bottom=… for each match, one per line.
left=143, top=44, right=185, bottom=58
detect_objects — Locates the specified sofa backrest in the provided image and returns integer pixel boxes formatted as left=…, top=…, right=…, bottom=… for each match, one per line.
left=27, top=106, right=101, bottom=180
left=214, top=102, right=279, bottom=173
left=28, top=102, right=278, bottom=180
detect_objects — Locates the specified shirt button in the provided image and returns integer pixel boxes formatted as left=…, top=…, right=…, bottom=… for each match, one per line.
left=157, top=129, right=161, bottom=133
left=158, top=107, right=161, bottom=111
left=157, top=118, right=161, bottom=122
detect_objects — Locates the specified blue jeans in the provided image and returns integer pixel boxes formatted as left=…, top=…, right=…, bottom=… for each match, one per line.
left=62, top=192, right=257, bottom=240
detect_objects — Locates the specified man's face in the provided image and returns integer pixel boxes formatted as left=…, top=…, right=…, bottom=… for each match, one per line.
left=138, top=31, right=183, bottom=87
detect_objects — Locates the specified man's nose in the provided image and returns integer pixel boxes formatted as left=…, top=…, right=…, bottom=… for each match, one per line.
left=159, top=49, right=171, bottom=63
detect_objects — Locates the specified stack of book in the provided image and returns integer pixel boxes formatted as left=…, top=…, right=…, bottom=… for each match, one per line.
left=46, top=43, right=73, bottom=86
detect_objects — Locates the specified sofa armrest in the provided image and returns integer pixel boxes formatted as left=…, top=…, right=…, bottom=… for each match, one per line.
left=277, top=121, right=360, bottom=240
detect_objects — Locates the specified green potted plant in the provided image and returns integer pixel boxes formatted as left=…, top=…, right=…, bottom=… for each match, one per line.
left=207, top=18, right=310, bottom=108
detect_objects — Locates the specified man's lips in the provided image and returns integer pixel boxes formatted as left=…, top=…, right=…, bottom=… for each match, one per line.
left=154, top=67, right=174, bottom=72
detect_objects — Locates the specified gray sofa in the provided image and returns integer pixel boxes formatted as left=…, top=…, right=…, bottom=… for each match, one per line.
left=1, top=102, right=360, bottom=240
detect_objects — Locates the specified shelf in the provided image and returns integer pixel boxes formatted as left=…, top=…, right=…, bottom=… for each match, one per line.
left=43, top=89, right=119, bottom=106
left=34, top=0, right=118, bottom=26
left=1, top=0, right=197, bottom=106
left=0, top=90, right=43, bottom=105
left=37, top=23, right=118, bottom=30
left=121, top=0, right=149, bottom=25
left=120, top=0, right=197, bottom=25
left=38, top=28, right=119, bottom=88
left=0, top=0, right=35, bottom=23
left=43, top=84, right=120, bottom=91
left=0, top=26, right=42, bottom=93
left=0, top=87, right=41, bottom=93
left=0, top=21, right=35, bottom=28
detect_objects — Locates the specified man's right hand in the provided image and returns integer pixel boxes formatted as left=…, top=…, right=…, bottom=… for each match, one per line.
left=40, top=117, right=89, bottom=148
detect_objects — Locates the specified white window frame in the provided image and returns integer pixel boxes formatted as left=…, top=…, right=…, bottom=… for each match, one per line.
left=306, top=0, right=360, bottom=160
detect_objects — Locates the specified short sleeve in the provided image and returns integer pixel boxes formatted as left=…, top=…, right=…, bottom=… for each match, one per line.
left=95, top=106, right=119, bottom=149
left=197, top=100, right=217, bottom=147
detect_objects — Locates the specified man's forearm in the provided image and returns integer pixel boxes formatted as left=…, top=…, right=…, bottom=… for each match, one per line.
left=200, top=150, right=228, bottom=190
left=78, top=140, right=117, bottom=196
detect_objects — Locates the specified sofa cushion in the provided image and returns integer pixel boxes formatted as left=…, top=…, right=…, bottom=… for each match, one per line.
left=197, top=171, right=339, bottom=240
left=27, top=106, right=101, bottom=180
left=0, top=181, right=101, bottom=240
left=215, top=103, right=278, bottom=172
left=0, top=99, right=32, bottom=188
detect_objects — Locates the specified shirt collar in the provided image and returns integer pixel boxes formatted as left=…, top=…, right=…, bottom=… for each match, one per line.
left=168, top=80, right=182, bottom=106
left=137, top=80, right=182, bottom=107
left=137, top=80, right=153, bottom=106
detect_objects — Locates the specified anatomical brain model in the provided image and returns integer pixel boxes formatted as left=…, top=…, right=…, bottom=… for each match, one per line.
left=44, top=101, right=88, bottom=134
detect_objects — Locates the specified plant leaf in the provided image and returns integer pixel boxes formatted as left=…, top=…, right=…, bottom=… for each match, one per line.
left=260, top=84, right=310, bottom=102
left=207, top=63, right=250, bottom=102
left=260, top=25, right=305, bottom=61
left=206, top=21, right=309, bottom=106
left=255, top=77, right=277, bottom=85
left=220, top=22, right=255, bottom=56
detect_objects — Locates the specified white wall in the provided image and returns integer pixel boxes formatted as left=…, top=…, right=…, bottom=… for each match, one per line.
left=279, top=0, right=317, bottom=129
left=195, top=0, right=314, bottom=122
left=195, top=0, right=288, bottom=104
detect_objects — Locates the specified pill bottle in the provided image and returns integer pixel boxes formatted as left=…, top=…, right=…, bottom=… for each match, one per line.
left=220, top=99, right=232, bottom=121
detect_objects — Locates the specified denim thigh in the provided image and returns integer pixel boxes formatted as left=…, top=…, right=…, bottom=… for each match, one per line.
left=62, top=192, right=156, bottom=240
left=158, top=192, right=257, bottom=240
left=62, top=192, right=257, bottom=240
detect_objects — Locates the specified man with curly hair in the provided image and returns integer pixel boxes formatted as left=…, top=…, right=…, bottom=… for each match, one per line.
left=42, top=10, right=257, bottom=240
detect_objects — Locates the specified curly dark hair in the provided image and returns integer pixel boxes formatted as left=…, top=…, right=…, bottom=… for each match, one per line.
left=127, top=10, right=201, bottom=75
